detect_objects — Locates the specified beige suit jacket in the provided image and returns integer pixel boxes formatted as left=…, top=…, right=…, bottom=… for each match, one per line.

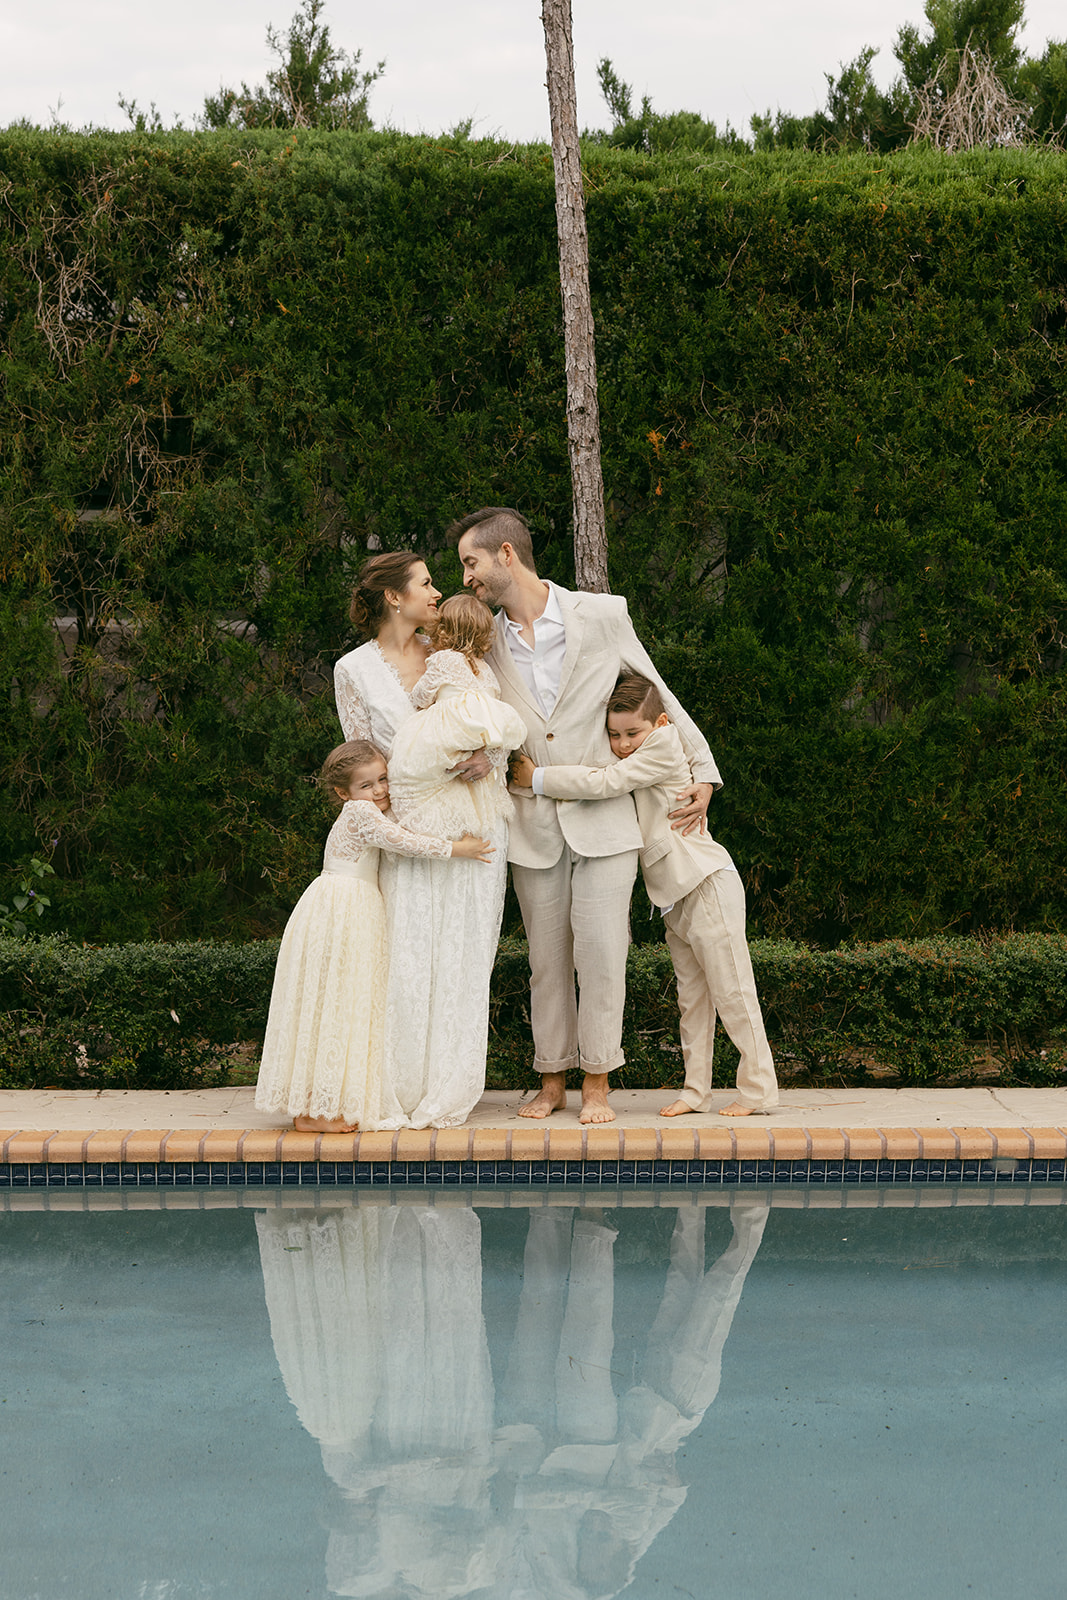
left=490, top=587, right=723, bottom=868
left=536, top=723, right=735, bottom=907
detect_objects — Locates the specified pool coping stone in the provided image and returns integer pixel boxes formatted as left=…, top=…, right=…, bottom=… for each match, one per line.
left=1, top=1088, right=1065, bottom=1184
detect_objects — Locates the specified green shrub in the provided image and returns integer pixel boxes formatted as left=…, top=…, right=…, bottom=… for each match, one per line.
left=1, top=932, right=1063, bottom=1091
left=0, top=936, right=278, bottom=1088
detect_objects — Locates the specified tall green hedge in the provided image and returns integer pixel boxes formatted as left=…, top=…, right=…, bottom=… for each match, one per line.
left=1, top=130, right=1066, bottom=942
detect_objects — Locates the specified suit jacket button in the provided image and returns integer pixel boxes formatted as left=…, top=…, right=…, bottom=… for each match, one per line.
left=546, top=733, right=554, bottom=740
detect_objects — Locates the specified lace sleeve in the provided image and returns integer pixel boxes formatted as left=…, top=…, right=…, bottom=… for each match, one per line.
left=338, top=801, right=453, bottom=860
left=334, top=658, right=372, bottom=741
left=411, top=650, right=478, bottom=710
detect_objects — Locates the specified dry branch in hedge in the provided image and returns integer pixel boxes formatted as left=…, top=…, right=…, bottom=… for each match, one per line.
left=911, top=43, right=1031, bottom=151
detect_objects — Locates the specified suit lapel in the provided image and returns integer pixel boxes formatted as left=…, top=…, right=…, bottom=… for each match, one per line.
left=490, top=610, right=546, bottom=726
left=552, top=587, right=585, bottom=716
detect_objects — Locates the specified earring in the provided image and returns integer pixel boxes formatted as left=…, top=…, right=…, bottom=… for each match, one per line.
left=394, top=605, right=400, bottom=614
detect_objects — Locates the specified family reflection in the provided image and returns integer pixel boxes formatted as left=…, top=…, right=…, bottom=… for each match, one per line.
left=255, top=1199, right=769, bottom=1599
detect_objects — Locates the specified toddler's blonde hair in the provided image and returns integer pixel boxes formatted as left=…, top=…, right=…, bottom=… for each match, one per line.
left=431, top=593, right=495, bottom=668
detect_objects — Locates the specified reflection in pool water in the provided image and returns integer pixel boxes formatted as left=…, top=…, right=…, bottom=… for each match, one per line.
left=256, top=1203, right=766, bottom=1598
left=2, top=1187, right=1065, bottom=1599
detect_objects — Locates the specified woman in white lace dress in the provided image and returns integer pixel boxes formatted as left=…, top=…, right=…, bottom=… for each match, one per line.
left=254, top=740, right=493, bottom=1133
left=334, top=557, right=524, bottom=1128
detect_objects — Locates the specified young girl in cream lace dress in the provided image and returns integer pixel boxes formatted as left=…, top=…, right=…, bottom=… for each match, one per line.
left=254, top=740, right=493, bottom=1134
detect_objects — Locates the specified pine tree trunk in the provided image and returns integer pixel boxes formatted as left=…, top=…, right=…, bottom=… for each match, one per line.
left=541, top=0, right=609, bottom=592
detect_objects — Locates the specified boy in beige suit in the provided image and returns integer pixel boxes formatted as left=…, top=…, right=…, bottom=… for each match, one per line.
left=446, top=508, right=719, bottom=1124
left=512, top=674, right=778, bottom=1116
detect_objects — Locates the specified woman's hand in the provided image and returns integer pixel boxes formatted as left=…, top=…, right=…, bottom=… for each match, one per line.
left=451, top=834, right=495, bottom=862
left=509, top=751, right=536, bottom=788
left=448, top=749, right=492, bottom=783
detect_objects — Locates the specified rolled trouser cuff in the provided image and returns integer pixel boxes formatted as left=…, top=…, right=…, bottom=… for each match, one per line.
left=533, top=1056, right=579, bottom=1075
left=577, top=1051, right=625, bottom=1074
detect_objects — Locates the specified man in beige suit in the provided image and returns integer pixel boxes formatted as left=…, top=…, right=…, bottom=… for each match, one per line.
left=445, top=507, right=720, bottom=1124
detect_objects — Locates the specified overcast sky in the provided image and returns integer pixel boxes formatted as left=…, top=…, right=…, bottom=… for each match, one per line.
left=2, top=1, right=1064, bottom=140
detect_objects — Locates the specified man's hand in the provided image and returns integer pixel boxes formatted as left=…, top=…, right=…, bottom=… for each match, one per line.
left=509, top=751, right=536, bottom=788
left=447, top=749, right=492, bottom=784
left=668, top=781, right=714, bottom=834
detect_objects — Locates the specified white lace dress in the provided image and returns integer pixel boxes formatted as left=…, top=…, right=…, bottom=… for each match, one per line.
left=333, top=641, right=521, bottom=1129
left=253, top=799, right=451, bottom=1128
left=254, top=1205, right=495, bottom=1596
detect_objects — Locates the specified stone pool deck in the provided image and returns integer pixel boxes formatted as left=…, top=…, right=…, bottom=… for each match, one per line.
left=2, top=1085, right=1066, bottom=1168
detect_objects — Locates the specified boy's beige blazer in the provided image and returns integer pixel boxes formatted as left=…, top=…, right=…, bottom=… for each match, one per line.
left=536, top=722, right=735, bottom=907
left=489, top=586, right=722, bottom=869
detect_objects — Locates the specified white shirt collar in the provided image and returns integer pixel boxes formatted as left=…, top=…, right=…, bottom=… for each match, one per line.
left=502, top=579, right=564, bottom=640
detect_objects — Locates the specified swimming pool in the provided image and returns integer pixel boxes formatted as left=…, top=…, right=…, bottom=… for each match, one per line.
left=3, top=1186, right=1065, bottom=1599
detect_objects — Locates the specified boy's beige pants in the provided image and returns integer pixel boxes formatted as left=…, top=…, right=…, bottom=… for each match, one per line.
left=662, top=869, right=779, bottom=1111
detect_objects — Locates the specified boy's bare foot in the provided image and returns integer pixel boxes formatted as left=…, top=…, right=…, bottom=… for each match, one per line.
left=518, top=1072, right=568, bottom=1118
left=580, top=1073, right=616, bottom=1125
left=718, top=1101, right=754, bottom=1117
left=659, top=1099, right=694, bottom=1117
left=293, top=1114, right=360, bottom=1134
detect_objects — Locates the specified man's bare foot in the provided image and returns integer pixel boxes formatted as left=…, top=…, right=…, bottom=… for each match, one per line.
left=718, top=1101, right=754, bottom=1117
left=579, top=1073, right=616, bottom=1125
left=293, top=1114, right=360, bottom=1133
left=518, top=1073, right=568, bottom=1118
left=659, top=1099, right=694, bottom=1117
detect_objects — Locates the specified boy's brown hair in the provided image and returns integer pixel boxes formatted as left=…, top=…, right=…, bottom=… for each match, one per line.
left=318, top=740, right=386, bottom=809
left=431, top=592, right=495, bottom=667
left=607, top=673, right=666, bottom=724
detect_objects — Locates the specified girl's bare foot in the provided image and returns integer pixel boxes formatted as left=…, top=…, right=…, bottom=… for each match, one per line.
left=659, top=1099, right=694, bottom=1117
left=293, top=1114, right=360, bottom=1134
left=718, top=1101, right=754, bottom=1117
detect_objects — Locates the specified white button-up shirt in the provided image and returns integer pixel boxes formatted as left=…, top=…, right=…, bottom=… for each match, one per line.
left=502, top=581, right=567, bottom=716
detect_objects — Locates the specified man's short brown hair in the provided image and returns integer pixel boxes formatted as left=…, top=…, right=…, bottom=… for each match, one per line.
left=444, top=507, right=536, bottom=571
left=607, top=674, right=666, bottom=724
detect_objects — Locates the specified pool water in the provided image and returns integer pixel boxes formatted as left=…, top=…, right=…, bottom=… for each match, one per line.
left=2, top=1187, right=1065, bottom=1600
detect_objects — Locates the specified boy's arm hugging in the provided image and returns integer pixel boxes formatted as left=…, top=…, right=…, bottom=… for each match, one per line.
left=615, top=606, right=722, bottom=792
left=511, top=734, right=680, bottom=803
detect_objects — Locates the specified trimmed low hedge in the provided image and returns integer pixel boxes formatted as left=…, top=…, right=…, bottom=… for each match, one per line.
left=1, top=933, right=1064, bottom=1092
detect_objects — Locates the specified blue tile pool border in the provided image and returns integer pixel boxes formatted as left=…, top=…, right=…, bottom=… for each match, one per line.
left=1, top=1156, right=1064, bottom=1188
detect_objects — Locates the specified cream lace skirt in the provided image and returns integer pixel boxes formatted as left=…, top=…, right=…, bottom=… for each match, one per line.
left=254, top=873, right=385, bottom=1125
